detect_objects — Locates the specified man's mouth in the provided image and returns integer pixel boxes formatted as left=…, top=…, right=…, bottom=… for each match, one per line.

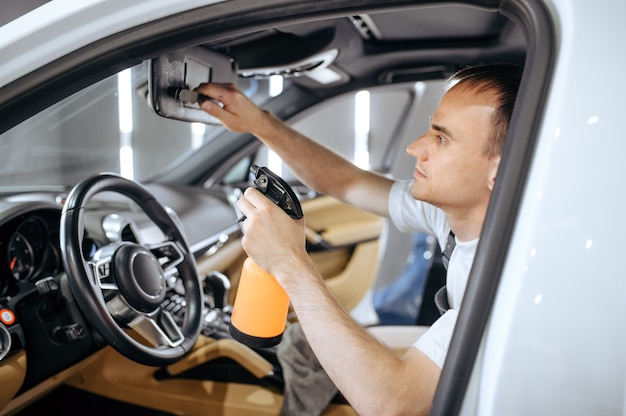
left=413, top=166, right=427, bottom=179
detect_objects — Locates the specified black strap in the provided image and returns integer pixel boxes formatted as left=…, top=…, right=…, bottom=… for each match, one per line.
left=434, top=285, right=450, bottom=315
left=441, top=231, right=455, bottom=270
left=436, top=231, right=455, bottom=315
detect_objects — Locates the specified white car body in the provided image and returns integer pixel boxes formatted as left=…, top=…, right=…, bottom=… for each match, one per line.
left=0, top=0, right=223, bottom=87
left=469, top=1, right=626, bottom=414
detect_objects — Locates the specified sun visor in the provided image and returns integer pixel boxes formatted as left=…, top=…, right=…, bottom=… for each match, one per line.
left=148, top=47, right=238, bottom=125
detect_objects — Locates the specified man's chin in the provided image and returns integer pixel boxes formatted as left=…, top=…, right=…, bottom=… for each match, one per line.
left=410, top=184, right=437, bottom=206
left=409, top=182, right=423, bottom=200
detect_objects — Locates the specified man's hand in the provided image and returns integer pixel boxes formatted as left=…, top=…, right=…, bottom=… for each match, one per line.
left=237, top=187, right=310, bottom=281
left=197, top=82, right=270, bottom=134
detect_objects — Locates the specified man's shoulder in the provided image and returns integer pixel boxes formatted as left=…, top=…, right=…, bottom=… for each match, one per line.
left=391, top=180, right=449, bottom=241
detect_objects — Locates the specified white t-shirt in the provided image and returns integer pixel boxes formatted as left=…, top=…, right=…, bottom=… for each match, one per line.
left=388, top=180, right=478, bottom=368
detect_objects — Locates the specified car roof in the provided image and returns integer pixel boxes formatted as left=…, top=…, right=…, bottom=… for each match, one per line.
left=0, top=0, right=525, bottom=134
left=203, top=4, right=525, bottom=87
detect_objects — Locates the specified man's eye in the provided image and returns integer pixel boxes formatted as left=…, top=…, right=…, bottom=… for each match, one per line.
left=437, top=135, right=447, bottom=145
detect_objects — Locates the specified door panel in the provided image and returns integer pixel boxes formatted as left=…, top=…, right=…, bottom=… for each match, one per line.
left=303, top=196, right=384, bottom=311
left=208, top=194, right=385, bottom=312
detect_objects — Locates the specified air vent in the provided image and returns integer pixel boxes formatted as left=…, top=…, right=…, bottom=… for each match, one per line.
left=121, top=224, right=138, bottom=242
left=102, top=213, right=140, bottom=243
left=349, top=15, right=382, bottom=40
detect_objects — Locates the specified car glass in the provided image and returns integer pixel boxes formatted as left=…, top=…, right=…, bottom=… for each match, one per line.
left=0, top=60, right=277, bottom=189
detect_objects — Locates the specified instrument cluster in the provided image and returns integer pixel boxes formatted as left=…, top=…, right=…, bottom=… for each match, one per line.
left=0, top=209, right=63, bottom=297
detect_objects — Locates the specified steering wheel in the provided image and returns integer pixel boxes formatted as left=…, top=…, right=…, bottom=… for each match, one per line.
left=60, top=173, right=203, bottom=367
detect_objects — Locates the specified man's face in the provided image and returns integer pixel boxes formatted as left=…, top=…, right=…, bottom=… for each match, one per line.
left=406, top=85, right=500, bottom=214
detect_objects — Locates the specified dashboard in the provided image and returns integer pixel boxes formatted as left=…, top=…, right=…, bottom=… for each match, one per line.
left=0, top=184, right=242, bottom=396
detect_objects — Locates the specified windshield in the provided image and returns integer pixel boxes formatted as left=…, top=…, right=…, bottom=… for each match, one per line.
left=0, top=61, right=275, bottom=190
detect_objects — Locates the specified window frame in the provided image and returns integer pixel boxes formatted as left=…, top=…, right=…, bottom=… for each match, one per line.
left=430, top=0, right=556, bottom=414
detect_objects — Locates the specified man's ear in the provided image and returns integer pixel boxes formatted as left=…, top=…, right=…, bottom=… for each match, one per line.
left=487, top=156, right=501, bottom=192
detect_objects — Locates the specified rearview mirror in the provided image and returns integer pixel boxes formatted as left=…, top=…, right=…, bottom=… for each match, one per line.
left=148, top=46, right=238, bottom=124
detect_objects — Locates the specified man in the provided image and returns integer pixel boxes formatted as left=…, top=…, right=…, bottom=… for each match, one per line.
left=198, top=63, right=522, bottom=415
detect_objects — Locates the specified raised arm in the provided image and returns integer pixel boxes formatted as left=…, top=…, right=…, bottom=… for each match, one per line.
left=198, top=82, right=393, bottom=218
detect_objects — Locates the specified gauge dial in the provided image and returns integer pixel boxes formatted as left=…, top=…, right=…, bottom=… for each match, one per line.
left=7, top=217, right=49, bottom=281
left=8, top=233, right=35, bottom=281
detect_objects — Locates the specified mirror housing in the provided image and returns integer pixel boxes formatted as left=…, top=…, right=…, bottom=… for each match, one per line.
left=148, top=47, right=238, bottom=124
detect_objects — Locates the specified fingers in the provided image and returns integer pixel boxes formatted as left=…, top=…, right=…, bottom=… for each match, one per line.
left=197, top=83, right=234, bottom=121
left=196, top=82, right=238, bottom=104
left=237, top=187, right=276, bottom=220
left=197, top=82, right=256, bottom=132
left=237, top=187, right=296, bottom=235
left=199, top=98, right=233, bottom=124
left=237, top=187, right=308, bottom=274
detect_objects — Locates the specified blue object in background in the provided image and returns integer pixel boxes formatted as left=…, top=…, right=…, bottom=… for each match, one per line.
left=373, top=233, right=434, bottom=325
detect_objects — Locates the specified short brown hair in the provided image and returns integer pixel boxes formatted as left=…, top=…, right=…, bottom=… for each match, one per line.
left=450, top=63, right=523, bottom=160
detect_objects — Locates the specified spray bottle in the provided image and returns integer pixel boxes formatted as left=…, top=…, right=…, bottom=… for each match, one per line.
left=229, top=165, right=304, bottom=348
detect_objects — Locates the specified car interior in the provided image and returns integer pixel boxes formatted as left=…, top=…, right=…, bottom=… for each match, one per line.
left=0, top=0, right=553, bottom=415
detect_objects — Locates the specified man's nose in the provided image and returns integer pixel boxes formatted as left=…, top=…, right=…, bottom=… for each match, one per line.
left=407, top=134, right=428, bottom=160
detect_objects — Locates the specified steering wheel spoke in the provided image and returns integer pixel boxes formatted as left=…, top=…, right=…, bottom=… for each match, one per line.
left=88, top=245, right=119, bottom=291
left=107, top=294, right=184, bottom=347
left=149, top=240, right=184, bottom=277
left=129, top=310, right=185, bottom=348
